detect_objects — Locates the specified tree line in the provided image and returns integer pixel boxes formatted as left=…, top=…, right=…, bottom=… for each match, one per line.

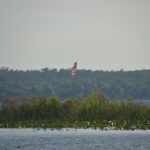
left=0, top=93, right=149, bottom=122
left=0, top=67, right=150, bottom=102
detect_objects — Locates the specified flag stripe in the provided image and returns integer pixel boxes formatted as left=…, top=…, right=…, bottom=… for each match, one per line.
left=70, top=62, right=77, bottom=76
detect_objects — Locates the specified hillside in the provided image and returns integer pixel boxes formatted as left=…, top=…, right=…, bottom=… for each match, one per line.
left=0, top=67, right=150, bottom=102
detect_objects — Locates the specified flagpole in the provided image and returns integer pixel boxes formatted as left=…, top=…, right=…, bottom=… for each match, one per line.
left=70, top=62, right=77, bottom=98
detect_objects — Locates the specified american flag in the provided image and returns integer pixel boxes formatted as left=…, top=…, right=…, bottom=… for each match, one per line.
left=70, top=62, right=77, bottom=76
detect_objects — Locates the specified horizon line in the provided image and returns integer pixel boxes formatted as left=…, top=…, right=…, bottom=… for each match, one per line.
left=0, top=66, right=150, bottom=72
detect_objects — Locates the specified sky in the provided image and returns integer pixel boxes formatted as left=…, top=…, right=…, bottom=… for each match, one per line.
left=0, top=0, right=150, bottom=71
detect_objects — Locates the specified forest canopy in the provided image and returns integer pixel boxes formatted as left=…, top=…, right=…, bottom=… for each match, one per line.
left=0, top=67, right=150, bottom=102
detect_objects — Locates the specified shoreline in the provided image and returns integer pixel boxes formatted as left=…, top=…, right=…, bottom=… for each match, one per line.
left=0, top=120, right=149, bottom=130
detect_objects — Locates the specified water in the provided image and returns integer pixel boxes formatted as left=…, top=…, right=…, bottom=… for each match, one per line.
left=0, top=129, right=150, bottom=150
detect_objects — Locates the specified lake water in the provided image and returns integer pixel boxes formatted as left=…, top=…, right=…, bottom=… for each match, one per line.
left=0, top=128, right=150, bottom=150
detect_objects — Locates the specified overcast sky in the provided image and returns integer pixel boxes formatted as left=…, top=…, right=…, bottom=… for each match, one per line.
left=0, top=0, right=150, bottom=70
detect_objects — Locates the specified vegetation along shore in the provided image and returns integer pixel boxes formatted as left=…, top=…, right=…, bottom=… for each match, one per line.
left=0, top=93, right=149, bottom=130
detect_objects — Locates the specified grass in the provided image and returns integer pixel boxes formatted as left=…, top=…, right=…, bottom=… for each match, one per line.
left=0, top=120, right=150, bottom=130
